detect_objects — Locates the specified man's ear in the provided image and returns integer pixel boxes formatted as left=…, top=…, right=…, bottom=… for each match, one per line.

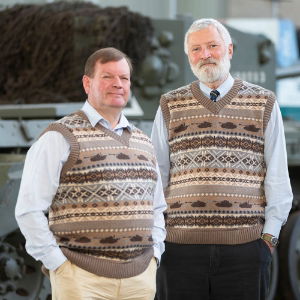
left=82, top=75, right=90, bottom=95
left=228, top=43, right=233, bottom=60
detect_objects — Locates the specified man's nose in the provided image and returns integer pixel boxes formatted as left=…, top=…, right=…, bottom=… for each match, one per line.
left=200, top=48, right=211, bottom=60
left=112, top=76, right=122, bottom=88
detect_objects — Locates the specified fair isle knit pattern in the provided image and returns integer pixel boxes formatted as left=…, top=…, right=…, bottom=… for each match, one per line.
left=43, top=111, right=158, bottom=278
left=160, top=79, right=275, bottom=245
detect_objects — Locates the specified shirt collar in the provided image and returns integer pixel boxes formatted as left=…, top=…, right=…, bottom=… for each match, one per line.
left=199, top=74, right=234, bottom=99
left=81, top=100, right=133, bottom=131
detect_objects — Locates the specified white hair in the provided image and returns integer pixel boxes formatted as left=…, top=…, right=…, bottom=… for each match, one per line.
left=184, top=18, right=232, bottom=54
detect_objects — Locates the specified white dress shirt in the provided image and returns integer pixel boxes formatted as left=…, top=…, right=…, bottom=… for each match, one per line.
left=15, top=101, right=167, bottom=271
left=151, top=75, right=293, bottom=238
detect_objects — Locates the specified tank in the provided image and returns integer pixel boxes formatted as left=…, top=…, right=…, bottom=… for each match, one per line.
left=0, top=2, right=299, bottom=299
left=274, top=64, right=300, bottom=300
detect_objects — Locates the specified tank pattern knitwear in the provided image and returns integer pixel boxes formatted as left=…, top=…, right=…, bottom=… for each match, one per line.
left=42, top=111, right=158, bottom=278
left=160, top=79, right=275, bottom=245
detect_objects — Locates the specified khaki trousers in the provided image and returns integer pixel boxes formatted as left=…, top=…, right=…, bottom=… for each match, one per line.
left=49, top=258, right=157, bottom=300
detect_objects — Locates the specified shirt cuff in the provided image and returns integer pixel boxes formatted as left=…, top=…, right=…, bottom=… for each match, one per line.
left=263, top=218, right=283, bottom=238
left=153, top=244, right=162, bottom=266
left=40, top=247, right=67, bottom=271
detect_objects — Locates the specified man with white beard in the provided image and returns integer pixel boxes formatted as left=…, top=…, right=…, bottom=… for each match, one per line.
left=151, top=18, right=292, bottom=300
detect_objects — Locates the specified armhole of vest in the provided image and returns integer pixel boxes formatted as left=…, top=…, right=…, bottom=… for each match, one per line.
left=42, top=123, right=80, bottom=179
left=160, top=95, right=171, bottom=135
left=263, top=92, right=276, bottom=133
left=148, top=138, right=158, bottom=168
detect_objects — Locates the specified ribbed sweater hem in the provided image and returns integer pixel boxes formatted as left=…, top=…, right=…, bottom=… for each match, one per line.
left=166, top=223, right=263, bottom=245
left=61, top=247, right=154, bottom=279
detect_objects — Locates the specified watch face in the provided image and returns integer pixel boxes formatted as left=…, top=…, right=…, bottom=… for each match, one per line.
left=271, top=237, right=278, bottom=246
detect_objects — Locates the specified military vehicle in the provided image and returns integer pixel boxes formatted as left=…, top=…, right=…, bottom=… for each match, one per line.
left=275, top=65, right=300, bottom=300
left=0, top=2, right=299, bottom=299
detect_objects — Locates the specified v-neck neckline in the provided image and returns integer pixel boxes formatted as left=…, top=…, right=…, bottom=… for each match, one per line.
left=75, top=110, right=132, bottom=147
left=190, top=79, right=243, bottom=114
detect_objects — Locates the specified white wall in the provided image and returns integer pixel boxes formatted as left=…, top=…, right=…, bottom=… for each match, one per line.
left=89, top=0, right=178, bottom=19
left=177, top=0, right=227, bottom=20
left=227, top=0, right=300, bottom=27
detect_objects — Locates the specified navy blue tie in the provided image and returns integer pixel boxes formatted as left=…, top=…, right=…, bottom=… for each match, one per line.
left=210, top=90, right=220, bottom=102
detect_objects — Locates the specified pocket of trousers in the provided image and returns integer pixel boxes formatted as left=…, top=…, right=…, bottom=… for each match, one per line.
left=259, top=238, right=272, bottom=258
left=54, top=260, right=71, bottom=276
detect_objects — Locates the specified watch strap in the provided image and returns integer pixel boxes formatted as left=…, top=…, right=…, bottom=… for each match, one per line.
left=261, top=233, right=279, bottom=247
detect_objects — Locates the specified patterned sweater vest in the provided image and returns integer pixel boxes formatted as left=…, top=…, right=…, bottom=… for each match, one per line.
left=43, top=111, right=158, bottom=278
left=160, top=79, right=275, bottom=245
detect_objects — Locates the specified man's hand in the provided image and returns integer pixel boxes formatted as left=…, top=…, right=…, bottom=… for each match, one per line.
left=262, top=239, right=275, bottom=254
left=41, top=265, right=50, bottom=278
left=261, top=233, right=278, bottom=254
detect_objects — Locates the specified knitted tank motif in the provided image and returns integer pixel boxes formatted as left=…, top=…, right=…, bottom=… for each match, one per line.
left=160, top=79, right=275, bottom=245
left=43, top=111, right=158, bottom=278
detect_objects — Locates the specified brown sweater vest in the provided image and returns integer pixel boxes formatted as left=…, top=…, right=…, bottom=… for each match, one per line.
left=43, top=111, right=158, bottom=278
left=160, top=79, right=275, bottom=245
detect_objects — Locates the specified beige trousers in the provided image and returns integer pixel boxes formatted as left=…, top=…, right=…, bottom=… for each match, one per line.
left=49, top=258, right=157, bottom=300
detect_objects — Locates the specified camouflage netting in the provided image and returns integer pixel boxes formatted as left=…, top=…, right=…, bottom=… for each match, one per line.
left=0, top=1, right=154, bottom=104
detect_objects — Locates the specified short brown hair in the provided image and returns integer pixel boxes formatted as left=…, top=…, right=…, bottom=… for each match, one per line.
left=84, top=47, right=133, bottom=77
